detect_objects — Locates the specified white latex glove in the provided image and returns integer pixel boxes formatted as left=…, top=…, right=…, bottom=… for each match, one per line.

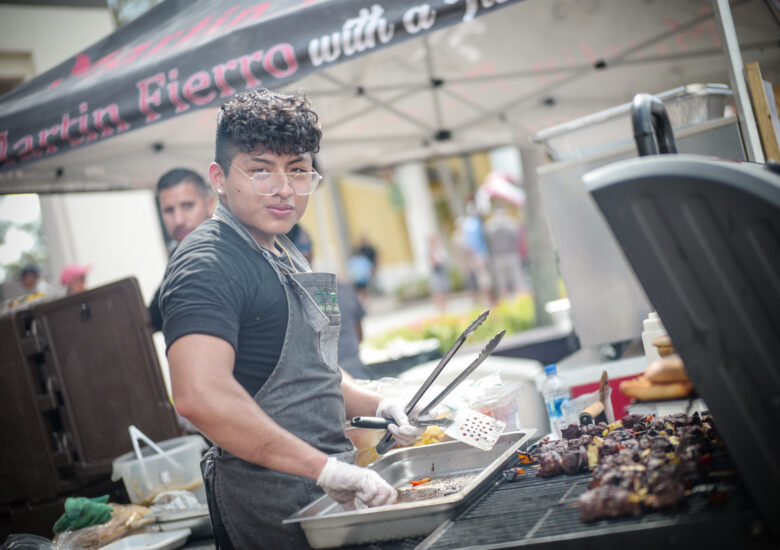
left=316, top=457, right=397, bottom=507
left=376, top=398, right=427, bottom=446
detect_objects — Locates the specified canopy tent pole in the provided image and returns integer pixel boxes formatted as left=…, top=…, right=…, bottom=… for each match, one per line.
left=423, top=37, right=446, bottom=133
left=519, top=144, right=558, bottom=327
left=711, top=0, right=765, bottom=163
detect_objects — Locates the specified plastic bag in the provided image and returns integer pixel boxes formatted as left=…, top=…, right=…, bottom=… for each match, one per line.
left=53, top=504, right=153, bottom=550
left=150, top=490, right=201, bottom=513
left=1, top=535, right=63, bottom=550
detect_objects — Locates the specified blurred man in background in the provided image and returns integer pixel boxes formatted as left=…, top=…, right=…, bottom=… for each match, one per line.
left=484, top=206, right=527, bottom=300
left=149, top=168, right=215, bottom=331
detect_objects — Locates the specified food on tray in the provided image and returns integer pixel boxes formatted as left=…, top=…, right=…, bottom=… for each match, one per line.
left=396, top=474, right=478, bottom=504
left=410, top=477, right=432, bottom=486
left=620, top=357, right=693, bottom=401
left=533, top=413, right=722, bottom=522
left=413, top=426, right=447, bottom=446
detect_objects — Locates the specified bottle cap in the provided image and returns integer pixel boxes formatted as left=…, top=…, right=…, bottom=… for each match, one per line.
left=544, top=364, right=557, bottom=375
left=643, top=311, right=665, bottom=332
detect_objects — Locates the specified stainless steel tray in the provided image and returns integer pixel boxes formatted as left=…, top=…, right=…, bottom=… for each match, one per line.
left=284, top=430, right=535, bottom=548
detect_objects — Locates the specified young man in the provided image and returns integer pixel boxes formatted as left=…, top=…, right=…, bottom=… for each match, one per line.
left=160, top=89, right=423, bottom=549
left=149, top=169, right=215, bottom=331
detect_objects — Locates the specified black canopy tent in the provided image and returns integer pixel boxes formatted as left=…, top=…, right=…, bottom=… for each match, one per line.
left=0, top=0, right=526, bottom=193
left=0, top=0, right=778, bottom=194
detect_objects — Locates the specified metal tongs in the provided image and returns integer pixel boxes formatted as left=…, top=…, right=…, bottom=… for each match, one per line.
left=371, top=310, right=505, bottom=455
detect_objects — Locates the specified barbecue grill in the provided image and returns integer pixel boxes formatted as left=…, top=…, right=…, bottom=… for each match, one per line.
left=341, top=450, right=768, bottom=550
left=337, top=98, right=780, bottom=549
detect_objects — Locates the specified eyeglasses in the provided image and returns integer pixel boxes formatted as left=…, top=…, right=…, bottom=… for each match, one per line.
left=230, top=165, right=323, bottom=196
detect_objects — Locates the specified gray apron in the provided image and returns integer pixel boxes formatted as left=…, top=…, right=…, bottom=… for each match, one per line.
left=203, top=204, right=355, bottom=549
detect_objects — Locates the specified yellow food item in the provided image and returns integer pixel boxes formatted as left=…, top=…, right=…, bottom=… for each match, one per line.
left=413, top=426, right=446, bottom=446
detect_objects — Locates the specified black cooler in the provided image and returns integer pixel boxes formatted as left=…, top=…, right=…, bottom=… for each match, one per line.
left=0, top=277, right=180, bottom=538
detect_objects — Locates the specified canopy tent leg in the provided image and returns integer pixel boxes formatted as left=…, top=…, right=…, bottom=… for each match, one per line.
left=711, top=0, right=765, bottom=163
left=519, top=144, right=559, bottom=328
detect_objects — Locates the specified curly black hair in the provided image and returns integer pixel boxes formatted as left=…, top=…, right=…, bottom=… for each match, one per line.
left=215, top=89, right=321, bottom=173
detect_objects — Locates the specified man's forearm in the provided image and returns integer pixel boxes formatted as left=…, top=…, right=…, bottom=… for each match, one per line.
left=341, top=373, right=384, bottom=419
left=188, top=380, right=328, bottom=479
left=169, top=334, right=328, bottom=480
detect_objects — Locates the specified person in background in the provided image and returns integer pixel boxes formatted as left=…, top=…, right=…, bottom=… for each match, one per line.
left=427, top=234, right=450, bottom=313
left=452, top=200, right=492, bottom=305
left=60, top=264, right=89, bottom=295
left=3, top=263, right=55, bottom=309
left=356, top=234, right=378, bottom=292
left=160, top=89, right=425, bottom=548
left=484, top=206, right=527, bottom=300
left=149, top=168, right=215, bottom=332
left=347, top=248, right=373, bottom=303
left=335, top=275, right=371, bottom=379
left=20, top=263, right=53, bottom=295
left=288, top=223, right=372, bottom=380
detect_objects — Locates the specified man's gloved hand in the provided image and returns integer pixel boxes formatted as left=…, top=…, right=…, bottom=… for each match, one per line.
left=376, top=398, right=427, bottom=446
left=316, top=457, right=397, bottom=507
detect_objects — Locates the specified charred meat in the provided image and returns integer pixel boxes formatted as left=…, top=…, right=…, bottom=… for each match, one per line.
left=534, top=412, right=721, bottom=522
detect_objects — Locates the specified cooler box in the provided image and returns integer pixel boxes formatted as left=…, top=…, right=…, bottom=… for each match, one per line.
left=0, top=277, right=180, bottom=537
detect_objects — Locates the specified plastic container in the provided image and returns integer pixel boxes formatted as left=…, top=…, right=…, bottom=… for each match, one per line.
left=469, top=382, right=523, bottom=431
left=112, top=434, right=208, bottom=505
left=541, top=364, right=572, bottom=438
left=641, top=311, right=668, bottom=367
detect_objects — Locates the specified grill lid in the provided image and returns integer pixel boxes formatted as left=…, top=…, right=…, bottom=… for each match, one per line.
left=584, top=155, right=780, bottom=531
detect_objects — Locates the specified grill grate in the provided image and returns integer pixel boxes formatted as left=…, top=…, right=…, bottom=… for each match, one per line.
left=342, top=536, right=423, bottom=550
left=418, top=467, right=760, bottom=549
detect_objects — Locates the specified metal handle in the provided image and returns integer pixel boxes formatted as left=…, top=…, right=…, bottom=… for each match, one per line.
left=631, top=93, right=678, bottom=157
left=351, top=416, right=393, bottom=429
left=352, top=416, right=447, bottom=430
left=579, top=402, right=605, bottom=426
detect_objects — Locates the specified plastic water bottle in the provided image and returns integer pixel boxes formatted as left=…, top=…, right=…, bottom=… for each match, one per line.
left=542, top=364, right=572, bottom=438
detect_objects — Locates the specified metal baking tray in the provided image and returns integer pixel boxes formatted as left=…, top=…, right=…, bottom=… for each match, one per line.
left=285, top=430, right=535, bottom=548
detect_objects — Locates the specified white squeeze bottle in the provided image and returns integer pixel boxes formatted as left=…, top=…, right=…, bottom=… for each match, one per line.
left=641, top=311, right=667, bottom=367
left=542, top=364, right=572, bottom=438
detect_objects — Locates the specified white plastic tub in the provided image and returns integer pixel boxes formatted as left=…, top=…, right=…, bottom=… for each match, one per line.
left=111, top=435, right=208, bottom=505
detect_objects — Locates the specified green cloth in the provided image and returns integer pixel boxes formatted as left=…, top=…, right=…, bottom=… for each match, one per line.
left=53, top=495, right=113, bottom=533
